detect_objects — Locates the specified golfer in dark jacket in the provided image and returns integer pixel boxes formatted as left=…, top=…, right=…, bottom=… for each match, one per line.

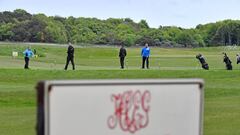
left=64, top=43, right=75, bottom=70
left=119, top=45, right=127, bottom=69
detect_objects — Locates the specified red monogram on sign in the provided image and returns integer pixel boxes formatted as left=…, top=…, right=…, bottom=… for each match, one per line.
left=107, top=90, right=151, bottom=133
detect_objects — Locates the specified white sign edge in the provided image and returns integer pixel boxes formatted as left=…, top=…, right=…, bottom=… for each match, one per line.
left=41, top=79, right=204, bottom=135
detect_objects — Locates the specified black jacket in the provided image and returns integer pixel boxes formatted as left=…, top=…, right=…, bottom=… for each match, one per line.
left=67, top=45, right=74, bottom=57
left=119, top=47, right=127, bottom=57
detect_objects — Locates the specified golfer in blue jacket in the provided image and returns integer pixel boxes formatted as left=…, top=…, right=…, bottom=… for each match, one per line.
left=141, top=43, right=150, bottom=69
left=23, top=47, right=33, bottom=69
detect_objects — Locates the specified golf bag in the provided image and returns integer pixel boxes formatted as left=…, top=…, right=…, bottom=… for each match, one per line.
left=196, top=54, right=209, bottom=70
left=201, top=63, right=209, bottom=70
left=223, top=56, right=232, bottom=70
left=237, top=57, right=240, bottom=64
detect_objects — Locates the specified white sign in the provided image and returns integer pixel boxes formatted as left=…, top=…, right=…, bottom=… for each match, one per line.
left=12, top=51, right=18, bottom=57
left=36, top=79, right=204, bottom=135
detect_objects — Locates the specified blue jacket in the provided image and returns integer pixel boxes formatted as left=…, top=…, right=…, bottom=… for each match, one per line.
left=141, top=47, right=150, bottom=57
left=23, top=49, right=33, bottom=58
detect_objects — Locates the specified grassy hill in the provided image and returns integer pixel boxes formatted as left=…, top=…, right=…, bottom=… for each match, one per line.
left=0, top=42, right=240, bottom=135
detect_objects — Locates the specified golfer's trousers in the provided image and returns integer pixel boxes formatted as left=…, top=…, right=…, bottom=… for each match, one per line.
left=24, top=57, right=29, bottom=69
left=65, top=56, right=75, bottom=70
left=120, top=57, right=125, bottom=69
left=142, top=56, right=149, bottom=69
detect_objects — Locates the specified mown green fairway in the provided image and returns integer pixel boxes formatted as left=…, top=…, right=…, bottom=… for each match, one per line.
left=0, top=43, right=240, bottom=135
left=1, top=42, right=240, bottom=70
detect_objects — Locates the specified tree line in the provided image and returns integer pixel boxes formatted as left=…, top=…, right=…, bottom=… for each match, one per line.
left=1, top=9, right=240, bottom=47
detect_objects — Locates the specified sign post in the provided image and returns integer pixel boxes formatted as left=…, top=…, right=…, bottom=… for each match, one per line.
left=36, top=79, right=204, bottom=135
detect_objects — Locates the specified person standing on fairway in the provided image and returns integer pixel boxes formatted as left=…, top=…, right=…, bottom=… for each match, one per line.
left=64, top=42, right=75, bottom=70
left=119, top=45, right=127, bottom=69
left=141, top=43, right=150, bottom=69
left=23, top=47, right=33, bottom=69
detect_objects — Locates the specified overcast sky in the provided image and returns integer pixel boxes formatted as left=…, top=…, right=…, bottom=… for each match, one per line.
left=0, top=0, right=240, bottom=28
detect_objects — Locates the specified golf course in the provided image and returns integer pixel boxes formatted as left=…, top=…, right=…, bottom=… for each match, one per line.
left=0, top=42, right=240, bottom=135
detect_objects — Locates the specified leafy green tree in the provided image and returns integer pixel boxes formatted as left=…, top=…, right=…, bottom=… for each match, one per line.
left=45, top=20, right=68, bottom=43
left=13, top=9, right=32, bottom=22
left=2, top=9, right=240, bottom=47
left=0, top=23, right=14, bottom=41
left=139, top=20, right=149, bottom=29
left=176, top=32, right=195, bottom=47
left=0, top=11, right=15, bottom=23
